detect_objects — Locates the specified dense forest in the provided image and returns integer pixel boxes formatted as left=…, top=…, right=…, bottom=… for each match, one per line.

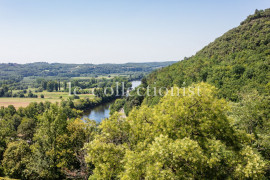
left=124, top=8, right=270, bottom=112
left=0, top=9, right=270, bottom=179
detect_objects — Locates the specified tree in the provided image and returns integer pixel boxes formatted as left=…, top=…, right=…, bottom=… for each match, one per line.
left=58, top=80, right=61, bottom=91
left=57, top=118, right=97, bottom=179
left=26, top=104, right=68, bottom=179
left=2, top=140, right=31, bottom=179
left=232, top=91, right=270, bottom=160
left=0, top=115, right=16, bottom=160
left=64, top=81, right=67, bottom=90
left=47, top=81, right=54, bottom=92
left=42, top=80, right=47, bottom=90
left=54, top=81, right=59, bottom=91
left=17, top=117, right=36, bottom=141
left=6, top=105, right=16, bottom=116
left=109, top=99, right=125, bottom=115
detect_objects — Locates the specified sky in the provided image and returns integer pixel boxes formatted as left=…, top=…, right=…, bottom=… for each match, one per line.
left=0, top=0, right=269, bottom=64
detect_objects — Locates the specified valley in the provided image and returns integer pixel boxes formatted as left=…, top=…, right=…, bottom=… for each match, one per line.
left=0, top=7, right=269, bottom=180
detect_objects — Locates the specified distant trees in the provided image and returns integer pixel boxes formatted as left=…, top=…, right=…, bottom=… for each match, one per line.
left=0, top=85, right=12, bottom=97
left=0, top=62, right=174, bottom=81
left=27, top=90, right=38, bottom=98
left=47, top=80, right=55, bottom=92
left=41, top=80, right=47, bottom=90
left=64, top=81, right=67, bottom=90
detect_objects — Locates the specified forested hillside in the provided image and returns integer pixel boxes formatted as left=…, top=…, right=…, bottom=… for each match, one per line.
left=126, top=9, right=270, bottom=109
left=0, top=61, right=176, bottom=80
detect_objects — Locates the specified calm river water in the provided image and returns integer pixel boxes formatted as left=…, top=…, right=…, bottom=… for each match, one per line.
left=82, top=80, right=141, bottom=122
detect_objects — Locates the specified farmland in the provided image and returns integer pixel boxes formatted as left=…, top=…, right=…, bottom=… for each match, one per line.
left=0, top=91, right=94, bottom=108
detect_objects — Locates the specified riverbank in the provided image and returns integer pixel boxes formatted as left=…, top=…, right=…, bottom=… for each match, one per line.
left=82, top=80, right=141, bottom=122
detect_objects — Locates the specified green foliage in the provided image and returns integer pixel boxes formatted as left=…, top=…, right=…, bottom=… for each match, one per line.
left=86, top=83, right=268, bottom=179
left=109, top=99, right=125, bottom=115
left=86, top=140, right=125, bottom=179
left=130, top=8, right=270, bottom=107
left=0, top=9, right=270, bottom=180
left=56, top=118, right=97, bottom=179
left=25, top=104, right=68, bottom=179
left=0, top=61, right=175, bottom=80
left=0, top=101, right=97, bottom=179
left=2, top=141, right=31, bottom=179
left=232, top=91, right=270, bottom=165
left=17, top=118, right=36, bottom=141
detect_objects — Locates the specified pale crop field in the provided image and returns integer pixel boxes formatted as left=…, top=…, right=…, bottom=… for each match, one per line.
left=0, top=98, right=60, bottom=108
left=0, top=91, right=95, bottom=108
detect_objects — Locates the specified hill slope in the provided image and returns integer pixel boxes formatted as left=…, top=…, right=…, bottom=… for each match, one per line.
left=144, top=9, right=270, bottom=105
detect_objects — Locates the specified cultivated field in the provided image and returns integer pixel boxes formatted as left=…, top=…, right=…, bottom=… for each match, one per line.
left=0, top=91, right=94, bottom=108
left=0, top=98, right=60, bottom=109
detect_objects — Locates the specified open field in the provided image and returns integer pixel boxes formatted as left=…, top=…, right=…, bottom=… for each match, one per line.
left=0, top=177, right=19, bottom=180
left=0, top=91, right=95, bottom=108
left=0, top=97, right=61, bottom=109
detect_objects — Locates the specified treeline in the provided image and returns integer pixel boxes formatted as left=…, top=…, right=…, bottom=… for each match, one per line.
left=0, top=77, right=28, bottom=97
left=36, top=76, right=132, bottom=93
left=0, top=86, right=38, bottom=98
left=0, top=61, right=176, bottom=80
left=0, top=76, right=132, bottom=98
left=39, top=80, right=62, bottom=92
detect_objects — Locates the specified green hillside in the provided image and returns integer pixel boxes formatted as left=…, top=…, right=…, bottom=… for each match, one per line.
left=138, top=9, right=270, bottom=106
left=97, top=9, right=270, bottom=179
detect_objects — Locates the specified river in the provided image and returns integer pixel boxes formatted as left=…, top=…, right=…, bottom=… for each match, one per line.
left=82, top=80, right=141, bottom=122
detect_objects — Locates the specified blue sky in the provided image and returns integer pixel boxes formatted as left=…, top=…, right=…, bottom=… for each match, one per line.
left=0, top=0, right=269, bottom=64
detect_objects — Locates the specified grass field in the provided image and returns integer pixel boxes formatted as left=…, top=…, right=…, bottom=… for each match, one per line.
left=0, top=91, right=95, bottom=108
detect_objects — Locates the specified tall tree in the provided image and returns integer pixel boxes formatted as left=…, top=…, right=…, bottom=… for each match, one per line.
left=26, top=104, right=68, bottom=179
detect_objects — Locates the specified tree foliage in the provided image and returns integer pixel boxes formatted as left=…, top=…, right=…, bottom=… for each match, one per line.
left=86, top=83, right=268, bottom=179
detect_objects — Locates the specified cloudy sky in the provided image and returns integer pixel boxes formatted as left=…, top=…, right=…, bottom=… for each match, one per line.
left=0, top=0, right=269, bottom=64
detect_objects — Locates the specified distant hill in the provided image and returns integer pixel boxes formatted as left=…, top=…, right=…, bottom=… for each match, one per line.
left=141, top=8, right=270, bottom=105
left=0, top=61, right=177, bottom=80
